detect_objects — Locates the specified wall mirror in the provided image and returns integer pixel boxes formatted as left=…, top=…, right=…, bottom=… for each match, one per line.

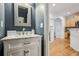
left=14, top=3, right=32, bottom=26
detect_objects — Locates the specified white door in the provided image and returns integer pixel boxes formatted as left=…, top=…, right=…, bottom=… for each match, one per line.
left=54, top=18, right=62, bottom=38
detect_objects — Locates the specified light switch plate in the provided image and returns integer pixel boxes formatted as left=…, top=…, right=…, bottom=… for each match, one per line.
left=40, top=22, right=43, bottom=28
left=1, top=20, right=3, bottom=28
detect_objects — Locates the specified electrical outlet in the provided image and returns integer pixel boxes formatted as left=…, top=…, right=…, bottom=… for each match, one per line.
left=1, top=20, right=3, bottom=28
left=40, top=22, right=43, bottom=28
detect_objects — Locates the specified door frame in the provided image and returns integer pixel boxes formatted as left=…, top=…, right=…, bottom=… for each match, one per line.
left=44, top=4, right=49, bottom=56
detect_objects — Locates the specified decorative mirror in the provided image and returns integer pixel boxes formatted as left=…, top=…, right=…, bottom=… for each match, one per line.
left=14, top=3, right=32, bottom=26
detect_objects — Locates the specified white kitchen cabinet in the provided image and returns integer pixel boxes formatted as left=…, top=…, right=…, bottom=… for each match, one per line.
left=1, top=35, right=42, bottom=56
left=69, top=28, right=79, bottom=52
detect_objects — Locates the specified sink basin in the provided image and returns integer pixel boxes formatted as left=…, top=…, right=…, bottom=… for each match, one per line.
left=15, top=34, right=39, bottom=38
left=16, top=31, right=33, bottom=36
left=5, top=31, right=40, bottom=40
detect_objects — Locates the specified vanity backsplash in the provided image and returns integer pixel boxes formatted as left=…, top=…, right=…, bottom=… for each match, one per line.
left=7, top=29, right=35, bottom=36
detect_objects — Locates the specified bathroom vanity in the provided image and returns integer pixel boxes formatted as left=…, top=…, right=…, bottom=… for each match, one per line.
left=69, top=28, right=79, bottom=52
left=1, top=34, right=42, bottom=56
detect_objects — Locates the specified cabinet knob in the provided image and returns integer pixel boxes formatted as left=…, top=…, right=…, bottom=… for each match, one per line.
left=24, top=50, right=29, bottom=56
left=24, top=42, right=30, bottom=45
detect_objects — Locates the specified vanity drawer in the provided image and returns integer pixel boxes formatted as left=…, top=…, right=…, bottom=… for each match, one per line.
left=24, top=37, right=39, bottom=42
left=23, top=37, right=39, bottom=46
left=8, top=49, right=24, bottom=56
left=7, top=39, right=23, bottom=49
left=24, top=43, right=39, bottom=56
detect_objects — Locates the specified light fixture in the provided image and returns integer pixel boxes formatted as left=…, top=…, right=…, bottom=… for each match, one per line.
left=67, top=12, right=71, bottom=15
left=52, top=3, right=56, bottom=7
left=40, top=5, right=45, bottom=11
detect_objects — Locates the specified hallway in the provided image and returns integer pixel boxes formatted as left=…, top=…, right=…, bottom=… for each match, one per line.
left=48, top=38, right=79, bottom=56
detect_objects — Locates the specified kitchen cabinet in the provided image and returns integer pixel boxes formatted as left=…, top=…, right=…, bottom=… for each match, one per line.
left=69, top=28, right=79, bottom=52
left=65, top=16, right=79, bottom=27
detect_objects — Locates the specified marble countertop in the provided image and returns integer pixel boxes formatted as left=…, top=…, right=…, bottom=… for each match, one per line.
left=1, top=34, right=42, bottom=41
left=69, top=28, right=79, bottom=31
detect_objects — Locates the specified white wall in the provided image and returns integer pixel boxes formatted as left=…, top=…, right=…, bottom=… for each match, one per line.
left=49, top=18, right=54, bottom=42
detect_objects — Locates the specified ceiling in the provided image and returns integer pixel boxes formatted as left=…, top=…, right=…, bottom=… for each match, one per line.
left=49, top=3, right=79, bottom=17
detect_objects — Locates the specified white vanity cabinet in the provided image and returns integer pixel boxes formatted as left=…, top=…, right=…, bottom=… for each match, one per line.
left=2, top=35, right=42, bottom=56
left=23, top=37, right=41, bottom=56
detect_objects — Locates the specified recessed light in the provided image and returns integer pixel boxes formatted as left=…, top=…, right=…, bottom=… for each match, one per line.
left=40, top=5, right=44, bottom=11
left=67, top=12, right=71, bottom=15
left=52, top=3, right=56, bottom=7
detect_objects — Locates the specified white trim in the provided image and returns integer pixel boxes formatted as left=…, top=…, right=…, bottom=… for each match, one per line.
left=44, top=4, right=49, bottom=56
left=14, top=3, right=31, bottom=26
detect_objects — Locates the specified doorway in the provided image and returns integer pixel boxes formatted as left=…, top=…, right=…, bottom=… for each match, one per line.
left=48, top=3, right=79, bottom=56
left=54, top=17, right=64, bottom=39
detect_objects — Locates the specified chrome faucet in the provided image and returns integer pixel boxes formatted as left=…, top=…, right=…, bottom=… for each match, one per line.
left=22, top=28, right=26, bottom=35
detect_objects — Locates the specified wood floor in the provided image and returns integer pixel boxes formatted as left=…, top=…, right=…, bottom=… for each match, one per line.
left=48, top=38, right=79, bottom=56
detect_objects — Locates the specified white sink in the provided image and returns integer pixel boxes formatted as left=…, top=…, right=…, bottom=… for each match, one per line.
left=1, top=34, right=41, bottom=41
left=3, top=31, right=41, bottom=40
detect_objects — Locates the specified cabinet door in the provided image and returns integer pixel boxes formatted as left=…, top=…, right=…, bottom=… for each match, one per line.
left=6, top=40, right=24, bottom=56
left=29, top=43, right=38, bottom=56
left=24, top=44, right=38, bottom=56
left=7, top=40, right=23, bottom=49
left=23, top=38, right=39, bottom=56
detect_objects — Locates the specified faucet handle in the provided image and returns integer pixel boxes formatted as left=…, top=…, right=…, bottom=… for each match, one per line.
left=22, top=28, right=26, bottom=31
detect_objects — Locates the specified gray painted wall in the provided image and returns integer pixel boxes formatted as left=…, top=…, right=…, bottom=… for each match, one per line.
left=5, top=3, right=35, bottom=35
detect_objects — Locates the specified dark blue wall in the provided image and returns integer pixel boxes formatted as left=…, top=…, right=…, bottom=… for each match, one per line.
left=4, top=3, right=45, bottom=56
left=0, top=4, right=5, bottom=56
left=0, top=4, right=5, bottom=39
left=35, top=4, right=45, bottom=56
left=5, top=3, right=35, bottom=35
left=35, top=4, right=44, bottom=35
